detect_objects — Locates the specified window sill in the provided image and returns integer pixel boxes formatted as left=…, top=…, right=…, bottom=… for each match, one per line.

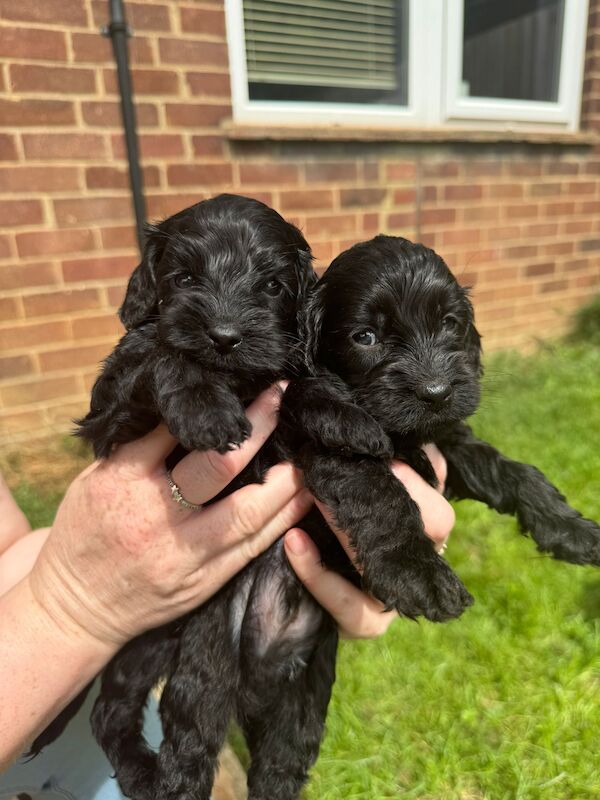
left=224, top=123, right=599, bottom=146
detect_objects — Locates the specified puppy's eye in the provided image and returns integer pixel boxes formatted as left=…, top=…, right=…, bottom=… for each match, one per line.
left=352, top=329, right=378, bottom=346
left=442, top=315, right=460, bottom=333
left=175, top=273, right=195, bottom=288
left=263, top=279, right=283, bottom=297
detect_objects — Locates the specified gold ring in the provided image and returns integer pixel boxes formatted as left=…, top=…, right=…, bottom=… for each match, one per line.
left=166, top=470, right=202, bottom=511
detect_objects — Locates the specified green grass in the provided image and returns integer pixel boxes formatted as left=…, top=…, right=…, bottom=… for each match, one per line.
left=306, top=343, right=600, bottom=800
left=9, top=344, right=600, bottom=800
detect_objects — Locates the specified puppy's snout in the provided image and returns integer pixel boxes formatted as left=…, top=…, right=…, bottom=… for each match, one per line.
left=416, top=381, right=452, bottom=408
left=208, top=324, right=242, bottom=352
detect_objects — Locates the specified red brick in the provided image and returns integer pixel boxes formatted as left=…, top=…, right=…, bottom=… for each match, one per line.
left=1, top=376, right=82, bottom=407
left=23, top=134, right=106, bottom=163
left=444, top=185, right=483, bottom=201
left=566, top=181, right=596, bottom=194
left=506, top=204, right=539, bottom=219
left=507, top=162, right=542, bottom=177
left=362, top=212, right=380, bottom=233
left=107, top=284, right=128, bottom=307
left=0, top=28, right=67, bottom=61
left=525, top=262, right=555, bottom=277
left=10, top=65, right=95, bottom=94
left=23, top=288, right=102, bottom=318
left=363, top=162, right=379, bottom=181
left=393, top=188, right=417, bottom=205
left=523, top=222, right=556, bottom=238
left=0, top=135, right=17, bottom=161
left=580, top=238, right=600, bottom=251
left=0, top=235, right=12, bottom=259
left=62, top=255, right=137, bottom=282
left=145, top=193, right=206, bottom=219
left=386, top=211, right=417, bottom=229
left=92, top=1, right=170, bottom=31
left=541, top=241, right=574, bottom=256
left=186, top=72, right=231, bottom=98
left=0, top=354, right=34, bottom=380
left=529, top=182, right=563, bottom=197
left=100, top=225, right=138, bottom=251
left=0, top=321, right=71, bottom=351
left=504, top=245, right=538, bottom=260
left=0, top=262, right=59, bottom=291
left=546, top=161, right=580, bottom=175
left=0, top=200, right=44, bottom=228
left=305, top=215, right=357, bottom=237
left=165, top=103, right=231, bottom=127
left=578, top=200, right=600, bottom=214
left=16, top=229, right=95, bottom=258
left=464, top=160, right=503, bottom=177
left=543, top=202, right=576, bottom=217
left=72, top=313, right=124, bottom=340
left=240, top=163, right=299, bottom=184
left=563, top=219, right=594, bottom=235
left=442, top=229, right=481, bottom=246
left=539, top=279, right=569, bottom=294
left=421, top=185, right=437, bottom=202
left=422, top=162, right=460, bottom=179
left=39, top=343, right=113, bottom=372
left=420, top=208, right=456, bottom=226
left=85, top=165, right=160, bottom=189
left=191, top=135, right=225, bottom=157
left=180, top=7, right=226, bottom=36
left=82, top=101, right=158, bottom=128
left=72, top=34, right=153, bottom=64
left=0, top=0, right=87, bottom=24
left=385, top=161, right=417, bottom=181
left=340, top=188, right=386, bottom=207
left=54, top=196, right=133, bottom=226
left=112, top=133, right=185, bottom=159
left=0, top=409, right=47, bottom=436
left=487, top=184, right=524, bottom=200
left=306, top=162, right=358, bottom=182
left=167, top=163, right=233, bottom=186
left=0, top=99, right=75, bottom=127
left=0, top=297, right=20, bottom=321
left=0, top=166, right=80, bottom=193
left=159, top=38, right=228, bottom=67
left=104, top=68, right=180, bottom=96
left=279, top=190, right=334, bottom=212
left=462, top=206, right=500, bottom=223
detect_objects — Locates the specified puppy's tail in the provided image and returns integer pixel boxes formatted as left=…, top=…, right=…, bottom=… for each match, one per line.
left=91, top=624, right=180, bottom=800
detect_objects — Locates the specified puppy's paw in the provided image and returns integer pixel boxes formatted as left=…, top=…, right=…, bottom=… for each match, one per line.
left=365, top=553, right=473, bottom=622
left=169, top=405, right=252, bottom=453
left=311, top=406, right=393, bottom=458
left=532, top=514, right=600, bottom=566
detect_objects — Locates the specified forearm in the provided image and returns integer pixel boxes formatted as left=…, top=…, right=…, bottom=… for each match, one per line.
left=0, top=576, right=116, bottom=770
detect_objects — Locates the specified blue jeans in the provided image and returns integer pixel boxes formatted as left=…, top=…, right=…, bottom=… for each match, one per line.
left=0, top=684, right=163, bottom=800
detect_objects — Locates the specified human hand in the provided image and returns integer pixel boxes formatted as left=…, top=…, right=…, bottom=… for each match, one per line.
left=26, top=385, right=312, bottom=653
left=284, top=443, right=455, bottom=638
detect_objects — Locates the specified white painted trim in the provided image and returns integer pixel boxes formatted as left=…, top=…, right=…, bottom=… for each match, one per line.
left=444, top=0, right=589, bottom=129
left=226, top=0, right=589, bottom=131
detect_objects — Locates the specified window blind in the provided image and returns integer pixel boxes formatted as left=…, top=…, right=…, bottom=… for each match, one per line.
left=243, top=0, right=398, bottom=90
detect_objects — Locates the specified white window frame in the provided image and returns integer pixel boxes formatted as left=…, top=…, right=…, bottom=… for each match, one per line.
left=225, top=0, right=589, bottom=131
left=444, top=0, right=589, bottom=130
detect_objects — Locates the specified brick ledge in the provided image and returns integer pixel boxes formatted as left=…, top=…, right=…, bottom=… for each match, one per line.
left=224, top=123, right=599, bottom=146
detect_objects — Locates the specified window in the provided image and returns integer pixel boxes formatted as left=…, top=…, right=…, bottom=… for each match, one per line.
left=225, top=0, right=589, bottom=130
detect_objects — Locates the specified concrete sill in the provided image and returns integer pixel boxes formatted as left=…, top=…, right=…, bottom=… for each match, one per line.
left=224, top=123, right=599, bottom=147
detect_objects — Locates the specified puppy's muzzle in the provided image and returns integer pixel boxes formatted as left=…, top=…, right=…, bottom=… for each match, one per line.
left=416, top=381, right=452, bottom=409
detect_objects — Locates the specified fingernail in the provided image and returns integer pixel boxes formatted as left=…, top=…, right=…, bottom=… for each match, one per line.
left=285, top=529, right=308, bottom=556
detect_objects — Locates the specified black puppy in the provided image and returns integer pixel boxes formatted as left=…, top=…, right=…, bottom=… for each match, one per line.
left=94, top=235, right=598, bottom=800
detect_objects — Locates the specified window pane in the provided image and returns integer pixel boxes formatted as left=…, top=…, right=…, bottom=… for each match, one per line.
left=462, top=0, right=565, bottom=102
left=244, top=0, right=409, bottom=105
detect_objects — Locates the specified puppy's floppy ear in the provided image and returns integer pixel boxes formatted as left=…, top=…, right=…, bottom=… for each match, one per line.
left=295, top=247, right=318, bottom=306
left=300, top=282, right=326, bottom=373
left=119, top=224, right=164, bottom=329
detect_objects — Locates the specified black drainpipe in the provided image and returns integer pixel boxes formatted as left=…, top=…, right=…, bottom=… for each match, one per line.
left=102, top=0, right=147, bottom=255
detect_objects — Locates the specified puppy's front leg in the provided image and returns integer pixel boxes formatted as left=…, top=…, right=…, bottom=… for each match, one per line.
left=154, top=355, right=251, bottom=453
left=280, top=377, right=393, bottom=458
left=438, top=423, right=600, bottom=566
left=301, top=450, right=473, bottom=622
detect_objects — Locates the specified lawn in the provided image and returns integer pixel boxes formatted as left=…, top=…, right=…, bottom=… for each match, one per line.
left=5, top=342, right=600, bottom=800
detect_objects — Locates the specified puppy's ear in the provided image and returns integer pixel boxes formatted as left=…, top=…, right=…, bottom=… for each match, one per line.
left=295, top=248, right=318, bottom=315
left=300, top=283, right=326, bottom=372
left=119, top=224, right=164, bottom=329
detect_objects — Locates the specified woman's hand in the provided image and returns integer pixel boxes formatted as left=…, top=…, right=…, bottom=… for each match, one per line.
left=285, top=443, right=455, bottom=638
left=26, top=385, right=312, bottom=651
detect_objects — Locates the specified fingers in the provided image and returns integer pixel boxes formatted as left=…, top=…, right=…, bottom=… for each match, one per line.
left=111, top=424, right=177, bottom=475
left=181, top=462, right=309, bottom=555
left=170, top=385, right=284, bottom=505
left=390, top=462, right=455, bottom=549
left=421, top=443, right=447, bottom=491
left=284, top=529, right=397, bottom=639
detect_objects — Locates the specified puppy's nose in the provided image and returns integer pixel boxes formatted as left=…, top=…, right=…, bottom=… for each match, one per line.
left=416, top=381, right=452, bottom=407
left=208, top=325, right=242, bottom=351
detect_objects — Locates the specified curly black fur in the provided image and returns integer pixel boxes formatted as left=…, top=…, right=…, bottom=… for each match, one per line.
left=33, top=231, right=599, bottom=800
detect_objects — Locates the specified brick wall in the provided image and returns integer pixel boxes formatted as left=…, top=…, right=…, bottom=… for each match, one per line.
left=1, top=0, right=600, bottom=447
